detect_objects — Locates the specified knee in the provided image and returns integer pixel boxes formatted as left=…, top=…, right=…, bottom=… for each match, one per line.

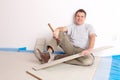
left=59, top=31, right=65, bottom=38
left=82, top=59, right=94, bottom=66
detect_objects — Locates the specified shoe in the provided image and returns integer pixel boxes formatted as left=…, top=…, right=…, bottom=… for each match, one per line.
left=37, top=49, right=50, bottom=64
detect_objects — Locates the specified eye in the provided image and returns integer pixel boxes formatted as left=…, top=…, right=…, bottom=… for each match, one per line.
left=81, top=16, right=84, bottom=18
left=76, top=15, right=80, bottom=17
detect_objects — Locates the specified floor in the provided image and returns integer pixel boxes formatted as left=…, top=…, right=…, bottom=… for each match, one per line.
left=0, top=51, right=101, bottom=80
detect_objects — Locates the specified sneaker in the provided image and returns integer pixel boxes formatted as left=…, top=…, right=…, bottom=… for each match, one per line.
left=37, top=49, right=50, bottom=64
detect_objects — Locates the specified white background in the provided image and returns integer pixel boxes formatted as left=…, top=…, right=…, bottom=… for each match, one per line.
left=0, top=0, right=120, bottom=50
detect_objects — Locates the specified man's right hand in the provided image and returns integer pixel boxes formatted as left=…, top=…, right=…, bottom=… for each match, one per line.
left=53, top=28, right=60, bottom=40
left=53, top=27, right=67, bottom=41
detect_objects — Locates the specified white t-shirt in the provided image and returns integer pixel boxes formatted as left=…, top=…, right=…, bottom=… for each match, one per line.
left=66, top=23, right=96, bottom=49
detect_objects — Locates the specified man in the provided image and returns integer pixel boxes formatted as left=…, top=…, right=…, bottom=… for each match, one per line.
left=38, top=9, right=96, bottom=66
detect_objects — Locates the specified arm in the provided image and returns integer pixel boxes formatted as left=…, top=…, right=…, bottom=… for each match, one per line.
left=81, top=33, right=96, bottom=56
left=53, top=27, right=67, bottom=40
left=87, top=33, right=96, bottom=51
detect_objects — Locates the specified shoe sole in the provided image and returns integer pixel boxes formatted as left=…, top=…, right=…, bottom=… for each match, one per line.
left=36, top=49, right=47, bottom=63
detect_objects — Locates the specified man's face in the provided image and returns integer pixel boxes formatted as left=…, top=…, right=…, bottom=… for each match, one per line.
left=74, top=12, right=86, bottom=25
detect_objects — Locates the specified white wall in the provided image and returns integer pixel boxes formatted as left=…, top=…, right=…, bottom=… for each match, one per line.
left=0, top=0, right=120, bottom=50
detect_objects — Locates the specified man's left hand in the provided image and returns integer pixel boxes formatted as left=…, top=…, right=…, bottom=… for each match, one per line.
left=80, top=49, right=92, bottom=56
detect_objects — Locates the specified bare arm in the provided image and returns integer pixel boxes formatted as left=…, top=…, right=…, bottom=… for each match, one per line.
left=53, top=27, right=67, bottom=39
left=87, top=33, right=96, bottom=50
left=80, top=33, right=96, bottom=56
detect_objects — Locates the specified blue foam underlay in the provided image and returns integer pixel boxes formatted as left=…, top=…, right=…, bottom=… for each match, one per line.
left=93, top=55, right=120, bottom=80
left=0, top=47, right=34, bottom=53
left=54, top=51, right=65, bottom=54
left=0, top=47, right=65, bottom=54
left=109, top=55, right=120, bottom=80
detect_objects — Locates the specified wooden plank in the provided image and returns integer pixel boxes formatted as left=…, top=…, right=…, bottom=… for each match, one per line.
left=32, top=46, right=113, bottom=70
left=26, top=71, right=42, bottom=80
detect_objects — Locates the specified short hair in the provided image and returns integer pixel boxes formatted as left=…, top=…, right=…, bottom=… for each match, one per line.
left=74, top=9, right=87, bottom=17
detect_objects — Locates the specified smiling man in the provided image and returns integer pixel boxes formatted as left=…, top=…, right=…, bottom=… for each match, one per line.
left=38, top=9, right=96, bottom=66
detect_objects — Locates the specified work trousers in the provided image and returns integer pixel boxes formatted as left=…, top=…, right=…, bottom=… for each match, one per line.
left=47, top=31, right=95, bottom=66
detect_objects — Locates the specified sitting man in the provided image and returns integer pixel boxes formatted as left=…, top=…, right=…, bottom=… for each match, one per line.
left=37, top=9, right=96, bottom=66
